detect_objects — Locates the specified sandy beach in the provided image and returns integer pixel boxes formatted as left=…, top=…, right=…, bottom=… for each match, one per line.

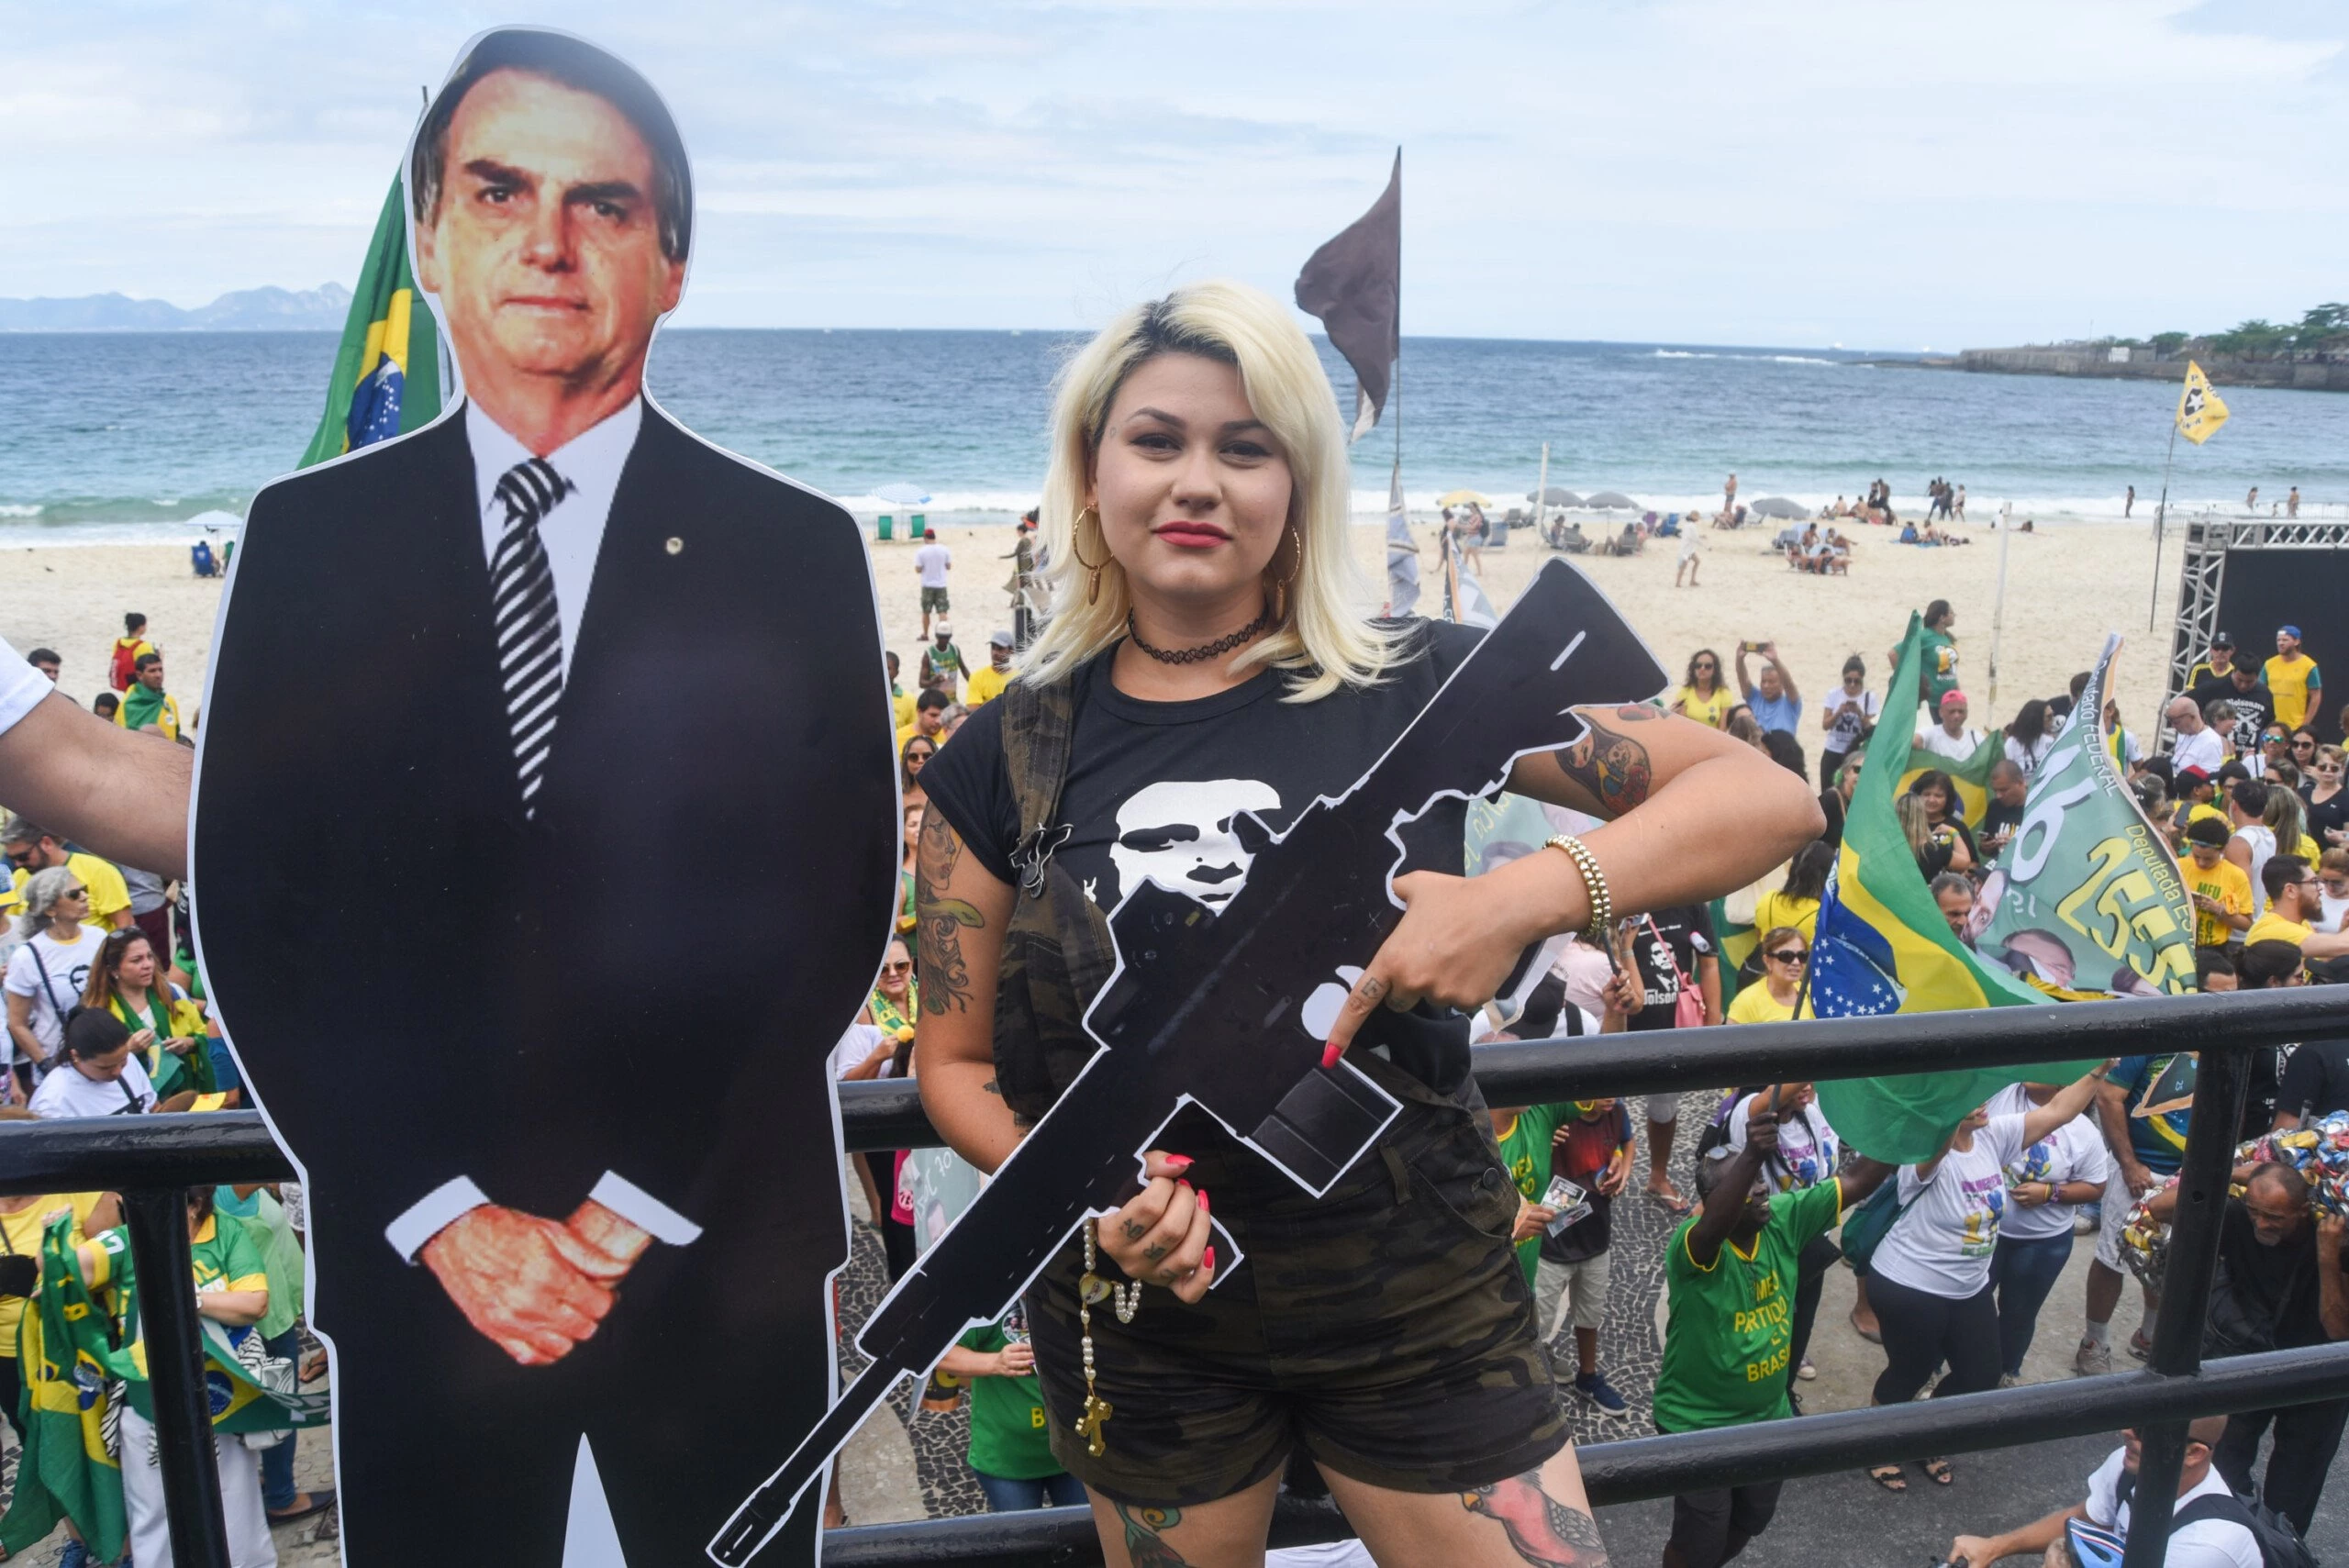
left=1, top=513, right=2182, bottom=749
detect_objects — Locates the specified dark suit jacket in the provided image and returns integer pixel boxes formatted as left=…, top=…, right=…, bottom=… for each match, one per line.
left=195, top=402, right=896, bottom=1254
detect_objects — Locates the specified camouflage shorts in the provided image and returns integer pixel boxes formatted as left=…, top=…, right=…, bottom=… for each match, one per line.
left=1023, top=1098, right=1567, bottom=1507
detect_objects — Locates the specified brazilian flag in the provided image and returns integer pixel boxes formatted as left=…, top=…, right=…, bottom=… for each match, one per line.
left=1898, top=728, right=2004, bottom=829
left=1810, top=615, right=2098, bottom=1162
left=298, top=173, right=443, bottom=468
left=3, top=1219, right=131, bottom=1562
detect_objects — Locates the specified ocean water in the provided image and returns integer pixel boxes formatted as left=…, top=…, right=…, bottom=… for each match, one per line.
left=1, top=329, right=2344, bottom=544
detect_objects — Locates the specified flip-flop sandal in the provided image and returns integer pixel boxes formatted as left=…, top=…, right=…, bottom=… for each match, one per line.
left=1848, top=1312, right=1883, bottom=1345
left=1647, top=1190, right=1694, bottom=1218
left=1921, top=1458, right=1954, bottom=1485
left=1867, top=1465, right=1907, bottom=1493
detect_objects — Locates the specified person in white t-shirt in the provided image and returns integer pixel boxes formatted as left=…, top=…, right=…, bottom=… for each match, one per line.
left=2223, top=779, right=2279, bottom=918
left=1915, top=691, right=1985, bottom=762
left=4, top=865, right=106, bottom=1095
left=1819, top=657, right=1882, bottom=786
left=1949, top=1418, right=2258, bottom=1568
left=1864, top=1067, right=2108, bottom=1492
left=28, top=1008, right=159, bottom=1118
left=915, top=539, right=953, bottom=637
left=1984, top=1081, right=2109, bottom=1385
left=2165, top=695, right=2226, bottom=779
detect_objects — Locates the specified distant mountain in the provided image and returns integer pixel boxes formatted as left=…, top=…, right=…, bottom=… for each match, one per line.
left=0, top=283, right=352, bottom=332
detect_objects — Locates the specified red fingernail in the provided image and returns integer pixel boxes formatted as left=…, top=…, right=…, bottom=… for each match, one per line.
left=1165, top=1155, right=1194, bottom=1171
left=1202, top=1245, right=1217, bottom=1273
left=1197, top=1189, right=1209, bottom=1215
left=1320, top=1042, right=1342, bottom=1070
left=1176, top=1179, right=1192, bottom=1194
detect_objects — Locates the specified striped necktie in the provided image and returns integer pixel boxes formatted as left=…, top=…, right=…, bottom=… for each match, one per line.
left=489, top=456, right=574, bottom=816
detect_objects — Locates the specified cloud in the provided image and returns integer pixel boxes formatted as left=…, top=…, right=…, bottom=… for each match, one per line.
left=0, top=0, right=2341, bottom=345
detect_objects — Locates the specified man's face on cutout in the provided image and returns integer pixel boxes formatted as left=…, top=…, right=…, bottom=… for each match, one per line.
left=416, top=69, right=684, bottom=398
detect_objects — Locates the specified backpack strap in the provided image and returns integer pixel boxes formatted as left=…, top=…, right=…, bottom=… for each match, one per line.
left=999, top=678, right=1079, bottom=898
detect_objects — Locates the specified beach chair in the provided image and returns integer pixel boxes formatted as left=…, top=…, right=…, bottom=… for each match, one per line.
left=878, top=514, right=895, bottom=540
left=191, top=540, right=217, bottom=578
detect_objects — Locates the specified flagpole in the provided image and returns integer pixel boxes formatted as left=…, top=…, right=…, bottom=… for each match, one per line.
left=1987, top=503, right=2011, bottom=713
left=2147, top=414, right=2179, bottom=632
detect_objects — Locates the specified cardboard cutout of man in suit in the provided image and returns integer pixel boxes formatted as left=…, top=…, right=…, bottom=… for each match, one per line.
left=193, top=28, right=895, bottom=1564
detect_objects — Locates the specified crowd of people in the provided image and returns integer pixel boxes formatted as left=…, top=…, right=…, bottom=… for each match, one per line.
left=4, top=555, right=2343, bottom=1562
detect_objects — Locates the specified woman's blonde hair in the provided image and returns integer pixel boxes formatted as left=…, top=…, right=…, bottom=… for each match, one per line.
left=1023, top=280, right=1401, bottom=702
left=1896, top=792, right=1934, bottom=858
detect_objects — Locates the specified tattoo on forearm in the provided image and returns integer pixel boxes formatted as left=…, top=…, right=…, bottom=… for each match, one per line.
left=1116, top=1504, right=1191, bottom=1568
left=916, top=812, right=985, bottom=1016
left=1559, top=708, right=1655, bottom=817
left=1463, top=1472, right=1611, bottom=1567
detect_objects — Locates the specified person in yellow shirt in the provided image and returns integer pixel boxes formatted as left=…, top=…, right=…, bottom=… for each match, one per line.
left=895, top=688, right=952, bottom=756
left=4, top=815, right=134, bottom=932
left=116, top=651, right=182, bottom=740
left=0, top=1188, right=117, bottom=1419
left=1670, top=649, right=1734, bottom=728
left=1752, top=841, right=1832, bottom=943
left=1726, top=929, right=1814, bottom=1022
left=885, top=651, right=916, bottom=734
left=2248, top=855, right=2349, bottom=958
left=965, top=630, right=1015, bottom=707
left=2182, top=816, right=2253, bottom=948
left=108, top=612, right=156, bottom=693
left=2264, top=625, right=2321, bottom=730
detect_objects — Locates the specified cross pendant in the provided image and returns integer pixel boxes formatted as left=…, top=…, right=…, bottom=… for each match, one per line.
left=1075, top=1393, right=1114, bottom=1456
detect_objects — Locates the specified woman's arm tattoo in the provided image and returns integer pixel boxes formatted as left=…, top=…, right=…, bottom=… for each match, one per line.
left=1464, top=1472, right=1611, bottom=1566
left=917, top=810, right=985, bottom=1016
left=1559, top=706, right=1657, bottom=817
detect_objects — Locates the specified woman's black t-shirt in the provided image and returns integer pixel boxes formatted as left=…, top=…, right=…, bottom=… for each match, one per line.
left=921, top=620, right=1487, bottom=914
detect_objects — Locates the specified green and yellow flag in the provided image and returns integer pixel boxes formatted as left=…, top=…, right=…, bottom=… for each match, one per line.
left=1810, top=616, right=2099, bottom=1162
left=2176, top=361, right=2230, bottom=446
left=298, top=173, right=443, bottom=468
left=1899, top=729, right=2004, bottom=828
left=3, top=1219, right=130, bottom=1562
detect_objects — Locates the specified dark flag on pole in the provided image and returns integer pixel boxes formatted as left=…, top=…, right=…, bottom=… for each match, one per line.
left=1295, top=150, right=1400, bottom=444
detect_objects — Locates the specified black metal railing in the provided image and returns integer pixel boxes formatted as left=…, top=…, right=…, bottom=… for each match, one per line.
left=7, top=985, right=2347, bottom=1568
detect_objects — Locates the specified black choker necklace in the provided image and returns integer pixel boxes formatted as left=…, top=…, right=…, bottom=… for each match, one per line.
left=1127, top=607, right=1274, bottom=665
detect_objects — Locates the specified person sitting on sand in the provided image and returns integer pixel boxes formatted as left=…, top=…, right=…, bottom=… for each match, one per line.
left=1787, top=524, right=1820, bottom=571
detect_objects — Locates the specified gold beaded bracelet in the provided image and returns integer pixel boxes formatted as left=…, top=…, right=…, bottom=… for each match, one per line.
left=1543, top=833, right=1613, bottom=947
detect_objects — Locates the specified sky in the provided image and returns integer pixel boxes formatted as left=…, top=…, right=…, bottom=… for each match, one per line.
left=2, top=0, right=2343, bottom=349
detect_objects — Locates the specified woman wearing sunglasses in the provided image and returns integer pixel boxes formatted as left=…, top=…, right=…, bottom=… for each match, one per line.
left=900, top=733, right=936, bottom=806
left=1671, top=649, right=1734, bottom=729
left=4, top=866, right=101, bottom=1099
left=2307, top=744, right=2348, bottom=853
left=854, top=938, right=921, bottom=1283
left=1727, top=929, right=1813, bottom=1024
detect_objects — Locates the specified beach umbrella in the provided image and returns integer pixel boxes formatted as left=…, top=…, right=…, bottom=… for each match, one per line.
left=1528, top=486, right=1582, bottom=506
left=874, top=482, right=931, bottom=506
left=1436, top=489, right=1493, bottom=508
left=1750, top=496, right=1809, bottom=519
left=1580, top=491, right=1640, bottom=510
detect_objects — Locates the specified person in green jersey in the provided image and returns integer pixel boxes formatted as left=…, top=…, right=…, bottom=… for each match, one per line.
left=1490, top=1099, right=1573, bottom=1289
left=939, top=1310, right=1087, bottom=1512
left=1655, top=1114, right=1893, bottom=1568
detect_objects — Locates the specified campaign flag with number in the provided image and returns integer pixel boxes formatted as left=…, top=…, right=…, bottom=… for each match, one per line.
left=1811, top=616, right=2099, bottom=1161
left=298, top=174, right=444, bottom=469
left=1976, top=635, right=2196, bottom=998
left=2176, top=361, right=2231, bottom=447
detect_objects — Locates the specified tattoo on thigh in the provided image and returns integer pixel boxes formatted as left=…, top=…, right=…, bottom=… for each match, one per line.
left=1115, top=1503, right=1191, bottom=1568
left=1462, top=1472, right=1611, bottom=1567
left=1559, top=709, right=1654, bottom=817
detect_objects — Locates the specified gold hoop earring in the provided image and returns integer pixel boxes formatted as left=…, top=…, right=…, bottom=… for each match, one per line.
left=1270, top=524, right=1303, bottom=623
left=1071, top=506, right=1108, bottom=606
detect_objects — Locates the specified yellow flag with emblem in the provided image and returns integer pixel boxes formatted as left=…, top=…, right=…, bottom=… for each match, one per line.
left=2176, top=361, right=2230, bottom=446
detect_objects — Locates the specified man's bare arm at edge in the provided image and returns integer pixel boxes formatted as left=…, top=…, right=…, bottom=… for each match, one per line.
left=0, top=692, right=191, bottom=879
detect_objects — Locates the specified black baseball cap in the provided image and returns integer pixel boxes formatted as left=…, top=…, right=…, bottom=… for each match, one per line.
left=2210, top=631, right=2235, bottom=649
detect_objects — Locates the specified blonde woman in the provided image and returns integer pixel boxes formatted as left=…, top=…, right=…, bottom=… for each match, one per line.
left=913, top=280, right=1819, bottom=1565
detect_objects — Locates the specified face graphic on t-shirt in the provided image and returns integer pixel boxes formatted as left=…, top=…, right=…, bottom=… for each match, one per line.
left=1109, top=778, right=1282, bottom=911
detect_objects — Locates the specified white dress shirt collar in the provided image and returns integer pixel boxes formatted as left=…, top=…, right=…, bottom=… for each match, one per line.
left=466, top=397, right=645, bottom=673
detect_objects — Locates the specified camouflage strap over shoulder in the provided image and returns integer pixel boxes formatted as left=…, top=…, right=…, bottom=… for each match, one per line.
left=992, top=678, right=1119, bottom=1121
left=1001, top=677, right=1078, bottom=899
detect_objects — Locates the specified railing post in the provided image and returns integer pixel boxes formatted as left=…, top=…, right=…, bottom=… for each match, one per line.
left=120, top=1186, right=234, bottom=1568
left=2121, top=1045, right=2248, bottom=1568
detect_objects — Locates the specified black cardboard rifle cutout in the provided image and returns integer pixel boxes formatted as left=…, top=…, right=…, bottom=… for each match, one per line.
left=714, top=558, right=1664, bottom=1562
